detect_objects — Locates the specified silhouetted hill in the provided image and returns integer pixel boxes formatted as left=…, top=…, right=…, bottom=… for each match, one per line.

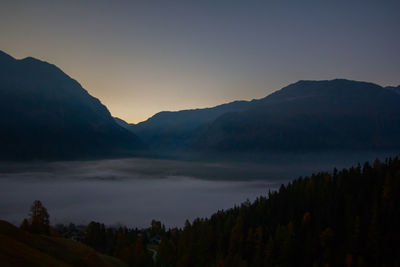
left=0, top=220, right=126, bottom=266
left=194, top=79, right=400, bottom=152
left=0, top=50, right=145, bottom=160
left=116, top=100, right=256, bottom=151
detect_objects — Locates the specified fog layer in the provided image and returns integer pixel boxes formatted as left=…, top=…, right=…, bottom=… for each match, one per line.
left=0, top=151, right=397, bottom=228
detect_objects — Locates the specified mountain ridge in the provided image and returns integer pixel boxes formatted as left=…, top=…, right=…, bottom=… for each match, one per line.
left=194, top=79, right=400, bottom=151
left=2, top=50, right=399, bottom=159
left=117, top=78, right=400, bottom=154
left=0, top=50, right=145, bottom=160
left=116, top=99, right=258, bottom=151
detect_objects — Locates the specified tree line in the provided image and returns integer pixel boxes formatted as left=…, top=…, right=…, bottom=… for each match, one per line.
left=20, top=157, right=400, bottom=266
left=156, top=157, right=400, bottom=266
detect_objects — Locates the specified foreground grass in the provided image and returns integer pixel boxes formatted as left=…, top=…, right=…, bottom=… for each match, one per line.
left=0, top=220, right=127, bottom=267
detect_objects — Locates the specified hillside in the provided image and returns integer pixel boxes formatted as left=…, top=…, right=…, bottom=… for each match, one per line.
left=0, top=50, right=145, bottom=160
left=117, top=79, right=400, bottom=155
left=0, top=220, right=127, bottom=266
left=116, top=100, right=256, bottom=151
left=386, top=85, right=400, bottom=95
left=194, top=79, right=400, bottom=152
left=155, top=157, right=400, bottom=266
left=73, top=157, right=400, bottom=266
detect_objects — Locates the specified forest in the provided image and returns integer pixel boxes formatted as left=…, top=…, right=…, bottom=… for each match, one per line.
left=20, top=157, right=400, bottom=266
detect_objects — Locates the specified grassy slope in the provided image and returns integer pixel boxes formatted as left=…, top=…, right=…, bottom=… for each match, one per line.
left=0, top=220, right=127, bottom=267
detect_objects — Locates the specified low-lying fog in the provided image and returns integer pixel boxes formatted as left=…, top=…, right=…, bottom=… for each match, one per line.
left=0, top=151, right=398, bottom=228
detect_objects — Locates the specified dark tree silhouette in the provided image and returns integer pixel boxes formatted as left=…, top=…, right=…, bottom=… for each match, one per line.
left=20, top=200, right=50, bottom=235
left=153, top=157, right=400, bottom=267
left=74, top=157, right=400, bottom=267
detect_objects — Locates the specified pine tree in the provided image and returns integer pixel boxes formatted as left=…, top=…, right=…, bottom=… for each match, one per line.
left=27, top=200, right=50, bottom=234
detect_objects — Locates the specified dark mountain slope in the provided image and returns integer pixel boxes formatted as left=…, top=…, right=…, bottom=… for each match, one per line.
left=386, top=85, right=400, bottom=95
left=156, top=157, right=400, bottom=266
left=0, top=50, right=144, bottom=160
left=117, top=100, right=256, bottom=151
left=194, top=79, right=400, bottom=151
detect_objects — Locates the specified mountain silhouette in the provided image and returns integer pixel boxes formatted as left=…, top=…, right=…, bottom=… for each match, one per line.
left=3, top=50, right=398, bottom=158
left=0, top=50, right=145, bottom=160
left=119, top=79, right=400, bottom=154
left=115, top=100, right=256, bottom=151
left=194, top=79, right=400, bottom=151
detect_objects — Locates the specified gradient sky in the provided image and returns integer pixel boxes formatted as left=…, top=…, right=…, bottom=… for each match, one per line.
left=1, top=0, right=399, bottom=123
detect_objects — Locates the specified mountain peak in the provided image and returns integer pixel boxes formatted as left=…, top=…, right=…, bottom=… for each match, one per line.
left=291, top=78, right=379, bottom=87
left=272, top=79, right=383, bottom=98
left=21, top=56, right=40, bottom=62
left=0, top=50, right=145, bottom=160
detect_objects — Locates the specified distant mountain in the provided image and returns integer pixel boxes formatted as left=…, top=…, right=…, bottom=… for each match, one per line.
left=116, top=100, right=257, bottom=151
left=194, top=79, right=400, bottom=151
left=118, top=79, right=400, bottom=154
left=0, top=50, right=145, bottom=160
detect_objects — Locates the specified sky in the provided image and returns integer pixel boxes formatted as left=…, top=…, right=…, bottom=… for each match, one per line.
left=1, top=1, right=399, bottom=123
